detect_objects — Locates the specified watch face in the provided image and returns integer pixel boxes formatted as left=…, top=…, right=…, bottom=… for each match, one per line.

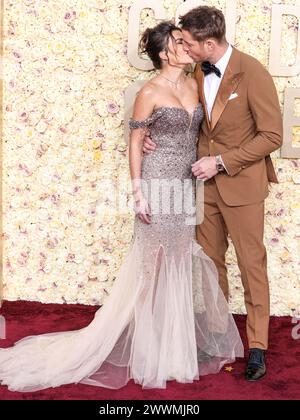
left=216, top=156, right=223, bottom=172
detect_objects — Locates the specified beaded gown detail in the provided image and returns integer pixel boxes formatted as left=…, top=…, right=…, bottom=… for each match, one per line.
left=0, top=104, right=243, bottom=392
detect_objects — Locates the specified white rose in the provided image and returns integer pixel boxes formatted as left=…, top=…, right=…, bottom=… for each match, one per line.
left=35, top=120, right=48, bottom=134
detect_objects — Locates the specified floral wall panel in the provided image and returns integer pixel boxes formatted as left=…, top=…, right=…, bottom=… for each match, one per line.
left=2, top=0, right=300, bottom=316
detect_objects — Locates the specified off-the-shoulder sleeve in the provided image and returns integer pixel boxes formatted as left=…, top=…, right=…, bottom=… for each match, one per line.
left=129, top=114, right=156, bottom=130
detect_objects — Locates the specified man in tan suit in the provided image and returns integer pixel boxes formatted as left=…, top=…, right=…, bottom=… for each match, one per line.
left=180, top=6, right=283, bottom=381
left=143, top=6, right=283, bottom=381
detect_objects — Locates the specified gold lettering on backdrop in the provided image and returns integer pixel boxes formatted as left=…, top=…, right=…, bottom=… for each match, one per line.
left=270, top=5, right=300, bottom=77
left=125, top=1, right=300, bottom=158
left=127, top=0, right=166, bottom=70
left=282, top=88, right=300, bottom=159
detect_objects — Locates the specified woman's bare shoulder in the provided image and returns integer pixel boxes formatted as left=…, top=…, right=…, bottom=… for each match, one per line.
left=135, top=78, right=160, bottom=107
left=132, top=79, right=159, bottom=119
left=138, top=78, right=161, bottom=96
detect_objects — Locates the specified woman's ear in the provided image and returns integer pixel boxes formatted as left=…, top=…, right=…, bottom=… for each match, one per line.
left=159, top=50, right=168, bottom=62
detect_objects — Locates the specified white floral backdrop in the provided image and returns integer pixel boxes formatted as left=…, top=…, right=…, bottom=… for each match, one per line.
left=2, top=0, right=300, bottom=315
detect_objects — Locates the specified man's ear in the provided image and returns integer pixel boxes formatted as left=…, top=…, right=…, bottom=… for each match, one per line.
left=205, top=38, right=217, bottom=52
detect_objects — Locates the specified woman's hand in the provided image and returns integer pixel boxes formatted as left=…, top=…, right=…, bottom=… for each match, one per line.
left=134, top=194, right=152, bottom=225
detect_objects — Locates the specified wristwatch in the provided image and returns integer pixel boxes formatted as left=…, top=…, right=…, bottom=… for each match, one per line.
left=215, top=155, right=225, bottom=172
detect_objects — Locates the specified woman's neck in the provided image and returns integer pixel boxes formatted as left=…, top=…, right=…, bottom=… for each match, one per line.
left=159, top=66, right=187, bottom=85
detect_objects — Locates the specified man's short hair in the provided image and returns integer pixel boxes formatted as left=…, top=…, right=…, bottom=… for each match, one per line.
left=179, top=6, right=226, bottom=43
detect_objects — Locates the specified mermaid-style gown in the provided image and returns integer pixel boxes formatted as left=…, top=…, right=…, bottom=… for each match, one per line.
left=0, top=104, right=244, bottom=392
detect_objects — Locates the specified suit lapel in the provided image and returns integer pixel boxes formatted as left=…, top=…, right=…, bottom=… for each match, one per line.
left=210, top=47, right=245, bottom=132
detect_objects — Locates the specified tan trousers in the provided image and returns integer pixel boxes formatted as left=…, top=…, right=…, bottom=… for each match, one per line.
left=196, top=177, right=270, bottom=350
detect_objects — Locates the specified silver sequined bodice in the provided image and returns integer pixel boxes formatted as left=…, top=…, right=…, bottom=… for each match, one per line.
left=129, top=104, right=204, bottom=261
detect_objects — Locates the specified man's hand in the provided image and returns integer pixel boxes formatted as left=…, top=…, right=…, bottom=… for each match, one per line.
left=191, top=156, right=218, bottom=181
left=143, top=129, right=157, bottom=155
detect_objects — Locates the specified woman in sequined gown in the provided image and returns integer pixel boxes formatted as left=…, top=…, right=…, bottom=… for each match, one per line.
left=0, top=22, right=243, bottom=392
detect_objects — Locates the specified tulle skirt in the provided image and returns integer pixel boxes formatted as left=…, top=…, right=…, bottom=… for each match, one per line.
left=0, top=237, right=244, bottom=392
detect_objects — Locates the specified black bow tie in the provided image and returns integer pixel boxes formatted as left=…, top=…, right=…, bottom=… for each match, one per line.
left=201, top=61, right=221, bottom=78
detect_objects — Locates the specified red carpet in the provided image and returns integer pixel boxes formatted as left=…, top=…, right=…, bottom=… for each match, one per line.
left=0, top=300, right=299, bottom=400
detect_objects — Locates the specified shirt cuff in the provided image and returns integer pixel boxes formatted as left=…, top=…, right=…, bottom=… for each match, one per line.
left=219, top=155, right=229, bottom=174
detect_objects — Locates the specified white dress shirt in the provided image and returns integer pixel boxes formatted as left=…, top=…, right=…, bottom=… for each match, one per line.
left=203, top=44, right=233, bottom=173
left=203, top=43, right=233, bottom=121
